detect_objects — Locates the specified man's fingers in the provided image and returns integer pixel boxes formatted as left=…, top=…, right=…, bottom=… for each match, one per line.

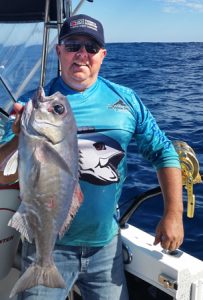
left=153, top=232, right=161, bottom=246
left=13, top=103, right=24, bottom=113
left=12, top=103, right=24, bottom=135
left=154, top=233, right=183, bottom=251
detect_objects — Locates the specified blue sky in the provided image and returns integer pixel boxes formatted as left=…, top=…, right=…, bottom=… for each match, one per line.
left=75, top=0, right=203, bottom=42
left=1, top=0, right=203, bottom=44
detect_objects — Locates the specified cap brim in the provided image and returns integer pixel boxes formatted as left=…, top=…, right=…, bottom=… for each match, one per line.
left=59, top=32, right=104, bottom=47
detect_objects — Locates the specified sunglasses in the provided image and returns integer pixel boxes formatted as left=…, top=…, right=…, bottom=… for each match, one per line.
left=60, top=40, right=101, bottom=54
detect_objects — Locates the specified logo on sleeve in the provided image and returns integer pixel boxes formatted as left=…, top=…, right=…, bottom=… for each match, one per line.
left=108, top=99, right=129, bottom=112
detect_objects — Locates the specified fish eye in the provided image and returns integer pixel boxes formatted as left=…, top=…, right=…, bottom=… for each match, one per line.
left=53, top=104, right=65, bottom=115
left=93, top=142, right=106, bottom=150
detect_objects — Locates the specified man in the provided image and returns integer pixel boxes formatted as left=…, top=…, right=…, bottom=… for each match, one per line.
left=0, top=14, right=183, bottom=300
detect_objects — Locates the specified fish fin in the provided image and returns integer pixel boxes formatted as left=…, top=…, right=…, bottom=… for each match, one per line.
left=59, top=184, right=83, bottom=239
left=9, top=263, right=66, bottom=298
left=42, top=142, right=73, bottom=175
left=8, top=204, right=33, bottom=243
left=3, top=150, right=18, bottom=176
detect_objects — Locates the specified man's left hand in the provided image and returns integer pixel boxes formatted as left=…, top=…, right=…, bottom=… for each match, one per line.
left=154, top=212, right=184, bottom=251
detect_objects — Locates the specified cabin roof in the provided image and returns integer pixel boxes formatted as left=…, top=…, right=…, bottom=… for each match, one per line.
left=0, top=0, right=64, bottom=22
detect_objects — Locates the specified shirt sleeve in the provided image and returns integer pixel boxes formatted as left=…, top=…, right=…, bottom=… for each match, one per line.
left=0, top=115, right=16, bottom=144
left=131, top=92, right=181, bottom=170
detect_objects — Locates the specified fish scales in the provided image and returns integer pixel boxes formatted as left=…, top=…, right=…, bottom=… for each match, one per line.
left=7, top=87, right=83, bottom=298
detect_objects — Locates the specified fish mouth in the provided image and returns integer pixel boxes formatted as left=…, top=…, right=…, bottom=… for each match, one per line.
left=98, top=152, right=124, bottom=170
left=32, top=96, right=38, bottom=109
left=32, top=87, right=46, bottom=108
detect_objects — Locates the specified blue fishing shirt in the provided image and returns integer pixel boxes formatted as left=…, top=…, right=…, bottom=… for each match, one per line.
left=1, top=76, right=181, bottom=247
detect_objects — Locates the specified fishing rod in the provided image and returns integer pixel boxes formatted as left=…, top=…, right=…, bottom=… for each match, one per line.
left=0, top=75, right=16, bottom=103
left=0, top=107, right=9, bottom=118
left=119, top=141, right=203, bottom=227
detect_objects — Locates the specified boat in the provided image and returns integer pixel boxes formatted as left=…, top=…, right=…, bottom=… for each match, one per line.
left=0, top=1, right=203, bottom=299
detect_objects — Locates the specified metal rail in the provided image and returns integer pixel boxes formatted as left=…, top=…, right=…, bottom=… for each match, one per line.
left=119, top=173, right=203, bottom=228
left=119, top=186, right=162, bottom=228
left=40, top=0, right=65, bottom=86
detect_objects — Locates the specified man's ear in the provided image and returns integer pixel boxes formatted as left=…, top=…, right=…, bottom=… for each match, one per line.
left=56, top=45, right=61, bottom=57
left=101, top=49, right=107, bottom=64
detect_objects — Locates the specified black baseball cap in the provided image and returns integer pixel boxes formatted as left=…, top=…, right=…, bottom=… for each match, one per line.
left=59, top=14, right=105, bottom=47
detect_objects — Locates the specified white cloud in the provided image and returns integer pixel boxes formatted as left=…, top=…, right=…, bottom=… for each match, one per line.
left=186, top=2, right=203, bottom=11
left=166, top=0, right=186, bottom=3
left=157, top=0, right=203, bottom=12
left=162, top=6, right=179, bottom=12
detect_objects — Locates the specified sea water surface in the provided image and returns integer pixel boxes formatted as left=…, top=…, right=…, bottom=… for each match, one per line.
left=0, top=42, right=203, bottom=260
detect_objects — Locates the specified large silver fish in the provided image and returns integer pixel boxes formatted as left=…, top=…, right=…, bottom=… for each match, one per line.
left=7, top=87, right=83, bottom=298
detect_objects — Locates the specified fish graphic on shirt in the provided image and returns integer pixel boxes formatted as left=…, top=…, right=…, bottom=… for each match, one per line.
left=78, top=133, right=125, bottom=185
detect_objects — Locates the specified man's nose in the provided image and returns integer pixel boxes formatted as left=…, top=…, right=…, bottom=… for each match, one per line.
left=76, top=45, right=88, bottom=55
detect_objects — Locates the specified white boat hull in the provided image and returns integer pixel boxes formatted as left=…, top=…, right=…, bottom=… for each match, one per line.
left=0, top=187, right=21, bottom=299
left=122, top=224, right=203, bottom=300
left=0, top=187, right=20, bottom=280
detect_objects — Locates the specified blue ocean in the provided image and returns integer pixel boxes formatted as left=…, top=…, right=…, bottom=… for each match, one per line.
left=0, top=42, right=203, bottom=260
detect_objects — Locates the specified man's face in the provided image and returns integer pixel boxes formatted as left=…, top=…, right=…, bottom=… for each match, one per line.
left=56, top=35, right=107, bottom=91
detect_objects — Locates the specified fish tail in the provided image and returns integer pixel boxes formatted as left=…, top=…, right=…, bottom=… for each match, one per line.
left=9, top=263, right=66, bottom=298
